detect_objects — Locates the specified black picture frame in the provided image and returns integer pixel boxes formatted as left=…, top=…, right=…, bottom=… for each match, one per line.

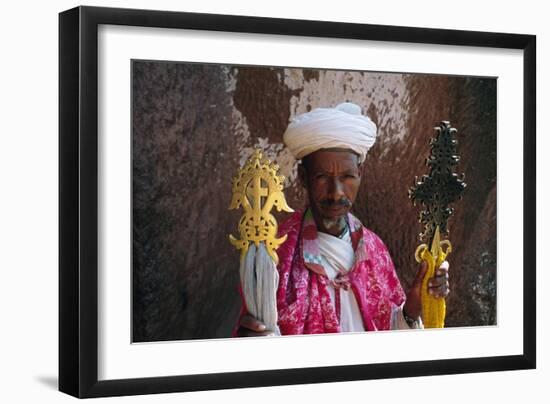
left=59, top=5, right=536, bottom=398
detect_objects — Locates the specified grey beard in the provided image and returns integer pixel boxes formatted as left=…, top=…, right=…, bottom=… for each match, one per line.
left=322, top=216, right=346, bottom=233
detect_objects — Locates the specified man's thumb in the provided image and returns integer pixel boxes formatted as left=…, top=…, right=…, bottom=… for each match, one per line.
left=413, top=260, right=428, bottom=289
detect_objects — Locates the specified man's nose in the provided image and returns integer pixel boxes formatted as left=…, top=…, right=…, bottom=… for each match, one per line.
left=327, top=177, right=345, bottom=199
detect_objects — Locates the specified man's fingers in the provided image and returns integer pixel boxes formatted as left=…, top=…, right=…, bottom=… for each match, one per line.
left=428, top=261, right=450, bottom=297
left=435, top=268, right=449, bottom=278
left=428, top=275, right=448, bottom=288
left=428, top=281, right=449, bottom=292
left=239, top=314, right=267, bottom=332
left=428, top=282, right=450, bottom=298
left=436, top=261, right=449, bottom=277
left=236, top=328, right=274, bottom=337
left=237, top=315, right=273, bottom=337
left=413, top=260, right=449, bottom=295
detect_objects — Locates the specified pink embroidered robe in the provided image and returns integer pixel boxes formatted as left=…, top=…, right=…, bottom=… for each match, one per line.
left=234, top=208, right=406, bottom=335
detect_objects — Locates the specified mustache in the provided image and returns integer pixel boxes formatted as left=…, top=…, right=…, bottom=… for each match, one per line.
left=319, top=198, right=352, bottom=208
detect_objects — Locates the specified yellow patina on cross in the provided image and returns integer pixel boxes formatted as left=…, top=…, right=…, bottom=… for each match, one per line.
left=228, top=149, right=294, bottom=264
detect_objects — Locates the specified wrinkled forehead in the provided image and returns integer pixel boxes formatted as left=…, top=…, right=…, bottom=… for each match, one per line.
left=302, top=148, right=360, bottom=171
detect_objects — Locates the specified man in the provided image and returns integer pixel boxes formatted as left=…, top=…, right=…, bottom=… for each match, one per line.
left=235, top=102, right=449, bottom=336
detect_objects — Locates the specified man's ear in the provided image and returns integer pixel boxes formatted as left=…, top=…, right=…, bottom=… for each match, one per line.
left=298, top=163, right=307, bottom=188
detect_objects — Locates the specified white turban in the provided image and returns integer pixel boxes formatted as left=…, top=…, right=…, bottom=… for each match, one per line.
left=282, top=102, right=377, bottom=163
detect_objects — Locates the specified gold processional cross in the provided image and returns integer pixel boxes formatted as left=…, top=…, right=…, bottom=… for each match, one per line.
left=229, top=149, right=294, bottom=264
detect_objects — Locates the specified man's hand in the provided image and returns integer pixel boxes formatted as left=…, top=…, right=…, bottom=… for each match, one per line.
left=236, top=314, right=274, bottom=337
left=403, top=260, right=450, bottom=320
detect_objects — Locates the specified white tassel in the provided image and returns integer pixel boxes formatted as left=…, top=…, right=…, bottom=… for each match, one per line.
left=239, top=243, right=280, bottom=335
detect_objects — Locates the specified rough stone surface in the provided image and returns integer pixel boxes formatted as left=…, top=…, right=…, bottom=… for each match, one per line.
left=132, top=61, right=496, bottom=341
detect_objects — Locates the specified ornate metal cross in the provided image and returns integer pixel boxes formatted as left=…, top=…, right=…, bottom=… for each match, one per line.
left=408, top=121, right=466, bottom=328
left=409, top=121, right=466, bottom=245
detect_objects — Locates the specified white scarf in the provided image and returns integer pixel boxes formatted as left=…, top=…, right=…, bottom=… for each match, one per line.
left=317, top=229, right=365, bottom=332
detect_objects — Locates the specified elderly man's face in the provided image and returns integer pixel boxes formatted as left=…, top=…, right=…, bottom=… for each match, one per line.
left=300, top=148, right=361, bottom=235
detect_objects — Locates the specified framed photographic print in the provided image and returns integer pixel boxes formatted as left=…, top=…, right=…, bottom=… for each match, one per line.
left=59, top=5, right=536, bottom=398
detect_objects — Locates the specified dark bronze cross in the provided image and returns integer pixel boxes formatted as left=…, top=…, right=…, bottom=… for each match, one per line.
left=408, top=121, right=467, bottom=244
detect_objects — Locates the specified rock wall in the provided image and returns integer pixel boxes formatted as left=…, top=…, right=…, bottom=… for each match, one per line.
left=132, top=60, right=496, bottom=341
